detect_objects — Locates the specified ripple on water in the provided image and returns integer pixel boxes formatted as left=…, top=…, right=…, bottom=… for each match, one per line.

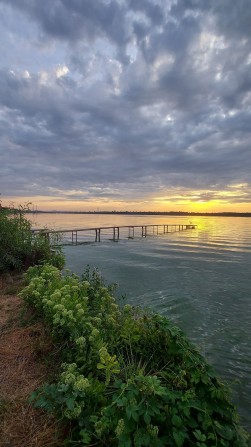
left=64, top=216, right=251, bottom=430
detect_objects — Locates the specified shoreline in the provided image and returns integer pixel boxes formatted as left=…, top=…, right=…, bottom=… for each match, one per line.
left=25, top=210, right=251, bottom=217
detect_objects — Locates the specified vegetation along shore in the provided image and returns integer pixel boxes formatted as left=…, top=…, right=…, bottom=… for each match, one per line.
left=0, top=207, right=250, bottom=446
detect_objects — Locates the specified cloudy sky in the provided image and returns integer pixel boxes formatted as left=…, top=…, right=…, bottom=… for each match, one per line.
left=0, top=0, right=251, bottom=212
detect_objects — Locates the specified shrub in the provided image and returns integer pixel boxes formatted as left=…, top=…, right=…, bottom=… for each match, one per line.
left=0, top=206, right=64, bottom=272
left=21, top=265, right=250, bottom=447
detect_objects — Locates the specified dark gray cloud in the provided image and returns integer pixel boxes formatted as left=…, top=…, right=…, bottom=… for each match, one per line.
left=0, top=0, right=251, bottom=209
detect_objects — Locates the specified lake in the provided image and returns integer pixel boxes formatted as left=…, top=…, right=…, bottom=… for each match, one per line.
left=29, top=213, right=251, bottom=429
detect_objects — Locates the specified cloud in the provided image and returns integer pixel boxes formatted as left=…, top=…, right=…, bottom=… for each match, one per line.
left=0, top=0, right=251, bottom=209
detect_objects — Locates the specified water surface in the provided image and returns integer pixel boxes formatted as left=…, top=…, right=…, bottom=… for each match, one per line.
left=29, top=213, right=251, bottom=429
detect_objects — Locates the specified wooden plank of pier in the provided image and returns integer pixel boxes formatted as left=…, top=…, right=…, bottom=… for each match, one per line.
left=32, top=224, right=197, bottom=246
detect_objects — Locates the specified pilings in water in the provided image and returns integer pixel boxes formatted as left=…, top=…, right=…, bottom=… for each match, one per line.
left=32, top=224, right=197, bottom=246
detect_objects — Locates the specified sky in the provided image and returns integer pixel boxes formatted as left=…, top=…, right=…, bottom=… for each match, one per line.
left=0, top=0, right=251, bottom=212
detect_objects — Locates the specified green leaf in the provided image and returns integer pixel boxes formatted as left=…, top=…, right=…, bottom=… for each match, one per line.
left=214, top=424, right=234, bottom=441
left=97, top=362, right=106, bottom=369
left=140, top=432, right=151, bottom=445
left=173, top=430, right=186, bottom=447
left=193, top=430, right=206, bottom=442
left=131, top=410, right=139, bottom=422
left=144, top=413, right=151, bottom=424
left=80, top=429, right=91, bottom=444
left=66, top=397, right=75, bottom=410
left=172, top=414, right=182, bottom=428
left=118, top=433, right=132, bottom=447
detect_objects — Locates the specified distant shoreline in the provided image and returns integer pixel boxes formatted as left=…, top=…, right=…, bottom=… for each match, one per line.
left=25, top=210, right=251, bottom=217
left=2, top=206, right=250, bottom=217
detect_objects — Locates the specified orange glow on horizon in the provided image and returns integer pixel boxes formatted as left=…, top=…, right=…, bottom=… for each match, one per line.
left=1, top=194, right=251, bottom=214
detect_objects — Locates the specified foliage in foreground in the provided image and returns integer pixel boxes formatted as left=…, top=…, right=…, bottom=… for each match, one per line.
left=0, top=206, right=64, bottom=272
left=20, top=264, right=250, bottom=447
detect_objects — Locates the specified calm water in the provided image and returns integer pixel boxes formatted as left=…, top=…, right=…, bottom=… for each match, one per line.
left=30, top=213, right=251, bottom=429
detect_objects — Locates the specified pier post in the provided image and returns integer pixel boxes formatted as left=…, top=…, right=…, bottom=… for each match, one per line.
left=128, top=226, right=135, bottom=239
left=112, top=227, right=119, bottom=241
left=141, top=226, right=147, bottom=237
left=95, top=228, right=100, bottom=242
left=72, top=231, right=78, bottom=245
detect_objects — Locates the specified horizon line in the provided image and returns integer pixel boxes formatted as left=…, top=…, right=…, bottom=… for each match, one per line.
left=23, top=209, right=251, bottom=216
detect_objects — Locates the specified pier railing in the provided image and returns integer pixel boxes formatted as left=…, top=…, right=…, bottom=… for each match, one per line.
left=32, top=224, right=197, bottom=246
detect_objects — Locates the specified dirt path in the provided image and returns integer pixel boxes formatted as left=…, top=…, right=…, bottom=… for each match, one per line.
left=0, top=274, right=63, bottom=447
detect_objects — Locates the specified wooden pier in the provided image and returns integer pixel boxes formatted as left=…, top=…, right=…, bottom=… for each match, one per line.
left=32, top=224, right=197, bottom=246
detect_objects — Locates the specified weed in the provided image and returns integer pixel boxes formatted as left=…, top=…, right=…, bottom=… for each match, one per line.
left=21, top=265, right=250, bottom=447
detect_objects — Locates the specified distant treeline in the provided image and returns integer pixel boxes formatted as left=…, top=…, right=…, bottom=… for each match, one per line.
left=23, top=209, right=251, bottom=217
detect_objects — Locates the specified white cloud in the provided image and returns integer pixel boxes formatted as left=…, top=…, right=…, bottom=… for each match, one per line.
left=55, top=65, right=69, bottom=78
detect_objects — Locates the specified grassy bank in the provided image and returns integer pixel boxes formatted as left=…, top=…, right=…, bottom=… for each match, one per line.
left=19, top=264, right=250, bottom=447
left=0, top=272, right=65, bottom=447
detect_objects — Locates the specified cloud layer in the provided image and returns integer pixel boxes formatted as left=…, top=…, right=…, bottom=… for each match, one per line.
left=0, top=0, right=251, bottom=210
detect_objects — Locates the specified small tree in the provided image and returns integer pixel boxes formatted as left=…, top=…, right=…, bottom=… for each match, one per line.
left=0, top=205, right=64, bottom=273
